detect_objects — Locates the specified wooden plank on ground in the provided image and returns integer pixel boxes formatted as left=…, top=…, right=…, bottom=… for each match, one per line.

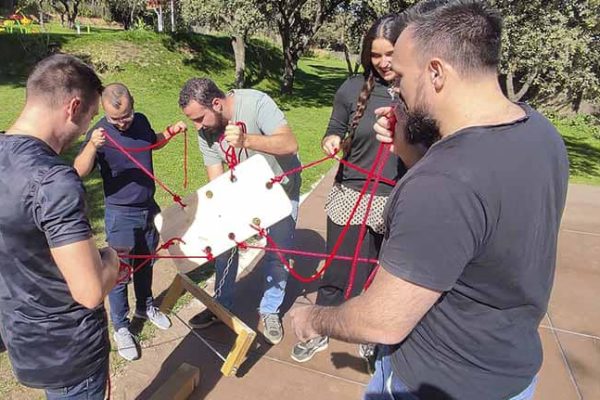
left=148, top=363, right=201, bottom=400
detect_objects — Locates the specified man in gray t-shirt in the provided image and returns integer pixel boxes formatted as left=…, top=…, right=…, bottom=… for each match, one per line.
left=179, top=78, right=301, bottom=345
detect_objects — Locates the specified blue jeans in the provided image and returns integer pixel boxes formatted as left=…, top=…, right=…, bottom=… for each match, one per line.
left=45, top=361, right=108, bottom=399
left=365, top=346, right=538, bottom=400
left=215, top=199, right=298, bottom=315
left=105, top=205, right=159, bottom=330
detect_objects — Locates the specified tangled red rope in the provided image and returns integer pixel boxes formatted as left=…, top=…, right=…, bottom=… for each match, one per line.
left=103, top=131, right=187, bottom=208
left=108, top=114, right=398, bottom=292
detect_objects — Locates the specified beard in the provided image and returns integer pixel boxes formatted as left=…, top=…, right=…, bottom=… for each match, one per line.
left=405, top=108, right=441, bottom=148
left=204, top=112, right=228, bottom=136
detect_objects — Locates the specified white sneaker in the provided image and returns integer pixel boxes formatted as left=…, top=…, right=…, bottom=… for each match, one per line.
left=134, top=306, right=172, bottom=330
left=113, top=327, right=139, bottom=361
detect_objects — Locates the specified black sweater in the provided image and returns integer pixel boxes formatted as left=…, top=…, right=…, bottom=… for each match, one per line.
left=324, top=75, right=406, bottom=196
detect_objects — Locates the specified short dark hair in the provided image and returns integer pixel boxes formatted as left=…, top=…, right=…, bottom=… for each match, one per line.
left=402, top=0, right=502, bottom=75
left=178, top=78, right=225, bottom=109
left=26, top=54, right=102, bottom=109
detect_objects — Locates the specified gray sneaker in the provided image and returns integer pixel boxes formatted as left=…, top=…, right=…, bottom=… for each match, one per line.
left=113, top=327, right=139, bottom=361
left=134, top=306, right=171, bottom=330
left=291, top=336, right=329, bottom=363
left=261, top=313, right=283, bottom=345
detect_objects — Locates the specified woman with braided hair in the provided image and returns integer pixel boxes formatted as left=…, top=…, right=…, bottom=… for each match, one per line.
left=291, top=14, right=407, bottom=365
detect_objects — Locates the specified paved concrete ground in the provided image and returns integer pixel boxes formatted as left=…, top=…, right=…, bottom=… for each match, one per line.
left=109, top=172, right=600, bottom=400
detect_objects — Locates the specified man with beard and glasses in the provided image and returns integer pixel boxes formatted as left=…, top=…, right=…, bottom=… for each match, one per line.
left=0, top=54, right=119, bottom=399
left=74, top=83, right=186, bottom=361
left=290, top=1, right=569, bottom=399
left=178, top=78, right=301, bottom=346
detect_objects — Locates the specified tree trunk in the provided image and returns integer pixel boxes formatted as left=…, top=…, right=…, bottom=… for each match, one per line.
left=127, top=1, right=137, bottom=30
left=573, top=88, right=584, bottom=113
left=506, top=68, right=538, bottom=102
left=155, top=5, right=164, bottom=32
left=342, top=43, right=354, bottom=77
left=232, top=34, right=246, bottom=88
left=281, top=47, right=298, bottom=95
left=170, top=0, right=175, bottom=32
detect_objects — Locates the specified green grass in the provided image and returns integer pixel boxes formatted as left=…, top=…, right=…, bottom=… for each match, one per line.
left=551, top=115, right=600, bottom=185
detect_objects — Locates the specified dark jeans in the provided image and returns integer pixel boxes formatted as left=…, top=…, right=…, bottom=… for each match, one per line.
left=45, top=360, right=108, bottom=400
left=105, top=205, right=159, bottom=330
left=316, top=217, right=383, bottom=307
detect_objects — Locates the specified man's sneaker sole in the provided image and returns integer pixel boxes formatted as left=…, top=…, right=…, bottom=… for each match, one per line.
left=263, top=334, right=283, bottom=345
left=290, top=341, right=329, bottom=363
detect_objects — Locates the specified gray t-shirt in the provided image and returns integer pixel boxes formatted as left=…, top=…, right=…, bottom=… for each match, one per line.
left=197, top=89, right=301, bottom=200
left=380, top=104, right=569, bottom=399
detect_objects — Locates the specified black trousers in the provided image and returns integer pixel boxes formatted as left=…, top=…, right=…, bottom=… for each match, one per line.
left=316, top=217, right=383, bottom=307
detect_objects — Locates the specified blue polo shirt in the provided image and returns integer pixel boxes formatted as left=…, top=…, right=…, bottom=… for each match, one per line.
left=83, top=113, right=157, bottom=208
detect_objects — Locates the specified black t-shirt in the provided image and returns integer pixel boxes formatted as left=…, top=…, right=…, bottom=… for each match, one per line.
left=325, top=75, right=406, bottom=196
left=82, top=113, right=157, bottom=207
left=0, top=134, right=109, bottom=389
left=379, top=104, right=569, bottom=399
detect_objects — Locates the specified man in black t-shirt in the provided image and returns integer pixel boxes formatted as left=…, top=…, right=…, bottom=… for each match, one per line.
left=0, top=54, right=119, bottom=399
left=290, top=2, right=569, bottom=400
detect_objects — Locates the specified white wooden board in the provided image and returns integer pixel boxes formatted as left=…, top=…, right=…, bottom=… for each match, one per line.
left=154, top=154, right=292, bottom=271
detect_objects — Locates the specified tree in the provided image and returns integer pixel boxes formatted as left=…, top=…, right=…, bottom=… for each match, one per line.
left=256, top=0, right=349, bottom=94
left=107, top=0, right=146, bottom=30
left=181, top=0, right=265, bottom=88
left=49, top=0, right=81, bottom=28
left=492, top=0, right=600, bottom=111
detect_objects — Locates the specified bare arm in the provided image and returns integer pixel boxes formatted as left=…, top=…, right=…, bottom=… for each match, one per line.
left=225, top=124, right=298, bottom=156
left=50, top=239, right=119, bottom=309
left=206, top=163, right=225, bottom=181
left=291, top=265, right=441, bottom=345
left=74, top=128, right=105, bottom=177
left=154, top=121, right=187, bottom=151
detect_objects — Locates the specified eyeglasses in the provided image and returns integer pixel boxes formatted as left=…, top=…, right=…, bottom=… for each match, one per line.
left=106, top=109, right=135, bottom=124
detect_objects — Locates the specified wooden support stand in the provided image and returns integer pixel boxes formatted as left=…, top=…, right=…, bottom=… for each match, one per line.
left=149, top=363, right=201, bottom=400
left=160, top=272, right=256, bottom=377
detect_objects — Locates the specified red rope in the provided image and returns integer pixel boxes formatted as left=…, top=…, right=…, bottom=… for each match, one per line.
left=364, top=264, right=380, bottom=291
left=183, top=129, right=188, bottom=188
left=270, top=152, right=337, bottom=184
left=103, top=132, right=186, bottom=208
left=336, top=156, right=397, bottom=186
left=105, top=128, right=181, bottom=153
left=116, top=238, right=185, bottom=284
left=240, top=243, right=378, bottom=264
left=344, top=145, right=391, bottom=299
left=250, top=142, right=388, bottom=283
left=219, top=122, right=248, bottom=181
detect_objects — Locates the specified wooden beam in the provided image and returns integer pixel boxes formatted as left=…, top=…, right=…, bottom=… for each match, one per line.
left=159, top=273, right=185, bottom=314
left=159, top=272, right=257, bottom=377
left=148, top=363, right=200, bottom=400
left=221, top=328, right=255, bottom=377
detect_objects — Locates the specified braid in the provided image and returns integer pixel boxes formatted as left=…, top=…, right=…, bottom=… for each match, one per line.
left=342, top=73, right=375, bottom=155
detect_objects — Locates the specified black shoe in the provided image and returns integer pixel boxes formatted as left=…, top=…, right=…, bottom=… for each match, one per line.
left=188, top=309, right=220, bottom=329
